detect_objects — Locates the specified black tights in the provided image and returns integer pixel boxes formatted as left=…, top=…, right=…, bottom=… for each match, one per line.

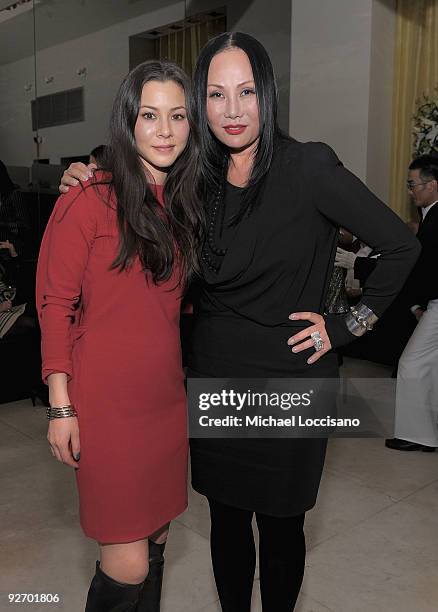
left=208, top=498, right=306, bottom=612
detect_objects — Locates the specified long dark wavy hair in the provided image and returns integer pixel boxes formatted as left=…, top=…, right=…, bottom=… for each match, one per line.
left=104, top=60, right=203, bottom=285
left=193, top=32, right=284, bottom=223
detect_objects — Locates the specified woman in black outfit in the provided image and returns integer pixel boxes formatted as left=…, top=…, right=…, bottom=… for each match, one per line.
left=186, top=33, right=420, bottom=611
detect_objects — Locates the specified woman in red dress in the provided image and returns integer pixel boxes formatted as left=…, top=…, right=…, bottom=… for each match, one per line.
left=36, top=61, right=202, bottom=611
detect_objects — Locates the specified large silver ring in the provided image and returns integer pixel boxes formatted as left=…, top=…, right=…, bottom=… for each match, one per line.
left=311, top=331, right=324, bottom=352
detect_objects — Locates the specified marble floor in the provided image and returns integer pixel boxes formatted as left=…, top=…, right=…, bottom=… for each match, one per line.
left=1, top=358, right=437, bottom=611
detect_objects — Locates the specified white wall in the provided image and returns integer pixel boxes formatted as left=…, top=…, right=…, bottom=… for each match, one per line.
left=290, top=0, right=373, bottom=181
left=290, top=0, right=396, bottom=202
left=0, top=54, right=36, bottom=167
left=366, top=0, right=396, bottom=202
left=0, top=2, right=184, bottom=166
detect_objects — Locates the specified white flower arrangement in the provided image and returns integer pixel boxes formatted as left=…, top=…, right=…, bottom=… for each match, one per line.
left=413, top=89, right=438, bottom=156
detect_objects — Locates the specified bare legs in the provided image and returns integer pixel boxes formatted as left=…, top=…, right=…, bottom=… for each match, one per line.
left=99, top=539, right=149, bottom=585
left=98, top=524, right=169, bottom=584
left=85, top=523, right=170, bottom=611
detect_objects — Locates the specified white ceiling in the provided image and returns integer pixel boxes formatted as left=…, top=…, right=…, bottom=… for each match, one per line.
left=0, top=0, right=184, bottom=66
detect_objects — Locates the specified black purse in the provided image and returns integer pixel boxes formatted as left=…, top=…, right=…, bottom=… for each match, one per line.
left=325, top=263, right=350, bottom=314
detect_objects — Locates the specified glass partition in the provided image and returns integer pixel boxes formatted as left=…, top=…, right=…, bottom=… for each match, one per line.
left=0, top=0, right=38, bottom=370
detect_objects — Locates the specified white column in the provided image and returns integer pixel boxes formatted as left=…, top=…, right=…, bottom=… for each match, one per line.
left=290, top=0, right=396, bottom=202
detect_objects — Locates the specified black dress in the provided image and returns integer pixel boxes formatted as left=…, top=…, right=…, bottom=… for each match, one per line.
left=187, top=136, right=420, bottom=517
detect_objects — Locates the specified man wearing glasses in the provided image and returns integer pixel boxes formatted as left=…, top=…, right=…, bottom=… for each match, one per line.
left=386, top=154, right=438, bottom=452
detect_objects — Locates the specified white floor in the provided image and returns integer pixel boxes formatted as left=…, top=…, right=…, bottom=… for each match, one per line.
left=1, top=358, right=437, bottom=611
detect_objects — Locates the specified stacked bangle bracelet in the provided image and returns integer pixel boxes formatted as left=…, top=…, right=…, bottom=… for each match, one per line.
left=46, top=405, right=78, bottom=420
left=345, top=302, right=378, bottom=337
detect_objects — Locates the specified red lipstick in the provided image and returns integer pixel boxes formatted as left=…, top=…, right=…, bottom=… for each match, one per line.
left=223, top=125, right=247, bottom=135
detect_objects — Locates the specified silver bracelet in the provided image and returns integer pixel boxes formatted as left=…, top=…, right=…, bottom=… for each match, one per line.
left=46, top=405, right=78, bottom=420
left=345, top=302, right=379, bottom=337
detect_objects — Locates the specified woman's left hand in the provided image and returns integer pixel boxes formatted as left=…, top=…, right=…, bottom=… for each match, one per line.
left=287, top=312, right=332, bottom=364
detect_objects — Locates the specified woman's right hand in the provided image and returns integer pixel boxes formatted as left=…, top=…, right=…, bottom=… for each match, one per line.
left=48, top=417, right=81, bottom=468
left=59, top=162, right=96, bottom=194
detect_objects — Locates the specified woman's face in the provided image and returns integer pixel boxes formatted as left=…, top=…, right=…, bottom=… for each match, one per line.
left=134, top=80, right=190, bottom=182
left=206, top=47, right=260, bottom=152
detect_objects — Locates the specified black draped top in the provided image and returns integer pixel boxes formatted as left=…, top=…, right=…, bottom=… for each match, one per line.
left=188, top=136, right=420, bottom=377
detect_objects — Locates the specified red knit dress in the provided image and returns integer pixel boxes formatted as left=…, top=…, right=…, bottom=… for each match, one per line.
left=36, top=176, right=188, bottom=543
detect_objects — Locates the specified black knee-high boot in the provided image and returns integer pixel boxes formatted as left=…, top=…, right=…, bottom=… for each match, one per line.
left=137, top=540, right=166, bottom=611
left=85, top=561, right=144, bottom=612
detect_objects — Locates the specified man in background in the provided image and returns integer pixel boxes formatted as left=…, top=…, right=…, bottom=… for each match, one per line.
left=386, top=154, right=438, bottom=452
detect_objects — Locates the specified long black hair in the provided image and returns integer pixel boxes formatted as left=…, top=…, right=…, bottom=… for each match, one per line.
left=193, top=32, right=283, bottom=222
left=104, top=60, right=203, bottom=285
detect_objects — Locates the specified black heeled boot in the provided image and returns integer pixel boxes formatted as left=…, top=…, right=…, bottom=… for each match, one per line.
left=85, top=561, right=145, bottom=611
left=137, top=540, right=166, bottom=611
